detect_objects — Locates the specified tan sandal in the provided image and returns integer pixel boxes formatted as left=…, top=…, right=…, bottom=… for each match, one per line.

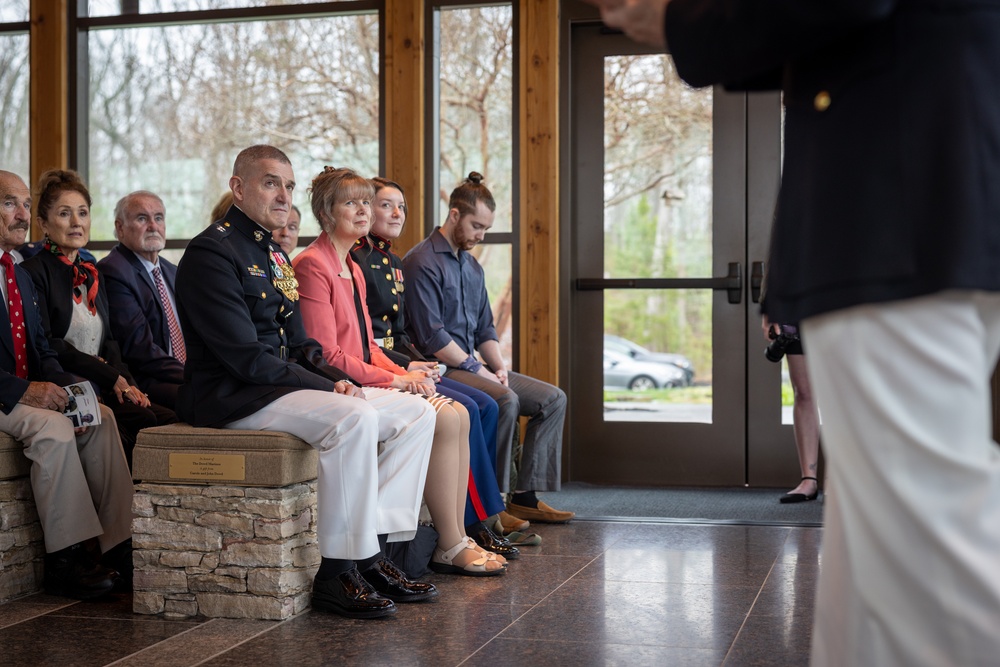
left=469, top=538, right=507, bottom=566
left=429, top=537, right=506, bottom=577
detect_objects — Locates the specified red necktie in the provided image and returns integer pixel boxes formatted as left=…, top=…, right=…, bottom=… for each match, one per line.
left=152, top=266, right=186, bottom=364
left=1, top=252, right=28, bottom=379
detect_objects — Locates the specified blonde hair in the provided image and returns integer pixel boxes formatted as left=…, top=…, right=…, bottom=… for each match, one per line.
left=309, top=166, right=374, bottom=232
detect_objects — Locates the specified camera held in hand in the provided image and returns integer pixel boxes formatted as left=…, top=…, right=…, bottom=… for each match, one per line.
left=765, top=324, right=800, bottom=363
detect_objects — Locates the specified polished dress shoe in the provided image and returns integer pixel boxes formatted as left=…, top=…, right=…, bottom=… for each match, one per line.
left=361, top=558, right=438, bottom=603
left=44, top=543, right=116, bottom=600
left=468, top=521, right=520, bottom=560
left=507, top=500, right=575, bottom=524
left=311, top=566, right=397, bottom=619
left=100, top=538, right=134, bottom=592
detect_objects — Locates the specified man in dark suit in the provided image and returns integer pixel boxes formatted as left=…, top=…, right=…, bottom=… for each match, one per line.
left=591, top=1, right=1000, bottom=664
left=175, top=145, right=439, bottom=619
left=98, top=191, right=184, bottom=409
left=0, top=169, right=133, bottom=600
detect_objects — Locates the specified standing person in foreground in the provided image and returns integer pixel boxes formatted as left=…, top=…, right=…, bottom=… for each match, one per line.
left=591, top=1, right=1000, bottom=665
left=403, top=173, right=573, bottom=524
left=175, top=145, right=439, bottom=619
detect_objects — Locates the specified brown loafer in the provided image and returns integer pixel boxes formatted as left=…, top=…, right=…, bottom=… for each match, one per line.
left=506, top=500, right=575, bottom=524
left=496, top=510, right=530, bottom=534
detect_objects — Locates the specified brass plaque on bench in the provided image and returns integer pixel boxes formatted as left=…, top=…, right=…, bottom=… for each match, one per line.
left=169, top=453, right=246, bottom=481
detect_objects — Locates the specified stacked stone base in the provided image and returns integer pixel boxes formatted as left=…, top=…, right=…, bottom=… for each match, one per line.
left=0, top=477, right=45, bottom=603
left=132, top=480, right=320, bottom=620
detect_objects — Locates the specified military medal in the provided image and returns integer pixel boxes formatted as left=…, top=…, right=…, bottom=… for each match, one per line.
left=394, top=268, right=404, bottom=293
left=269, top=247, right=299, bottom=301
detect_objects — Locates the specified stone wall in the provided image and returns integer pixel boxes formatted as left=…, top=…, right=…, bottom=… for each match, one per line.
left=132, top=480, right=320, bottom=620
left=0, top=478, right=45, bottom=603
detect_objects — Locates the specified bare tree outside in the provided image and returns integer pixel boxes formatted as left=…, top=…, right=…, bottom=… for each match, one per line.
left=87, top=12, right=379, bottom=241
left=0, top=2, right=28, bottom=22
left=438, top=4, right=514, bottom=365
left=0, top=32, right=30, bottom=179
left=83, top=0, right=359, bottom=18
left=602, top=54, right=714, bottom=402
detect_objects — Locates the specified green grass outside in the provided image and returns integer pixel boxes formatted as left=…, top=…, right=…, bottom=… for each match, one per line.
left=604, top=383, right=795, bottom=407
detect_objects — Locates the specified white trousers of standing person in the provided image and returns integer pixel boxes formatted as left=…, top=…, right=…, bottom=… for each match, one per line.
left=0, top=403, right=133, bottom=554
left=226, top=387, right=435, bottom=562
left=803, top=290, right=1000, bottom=667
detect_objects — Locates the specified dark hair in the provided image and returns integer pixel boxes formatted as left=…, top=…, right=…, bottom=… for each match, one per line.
left=448, top=171, right=495, bottom=218
left=370, top=177, right=405, bottom=197
left=232, top=145, right=291, bottom=178
left=35, top=169, right=92, bottom=222
left=310, top=166, right=375, bottom=232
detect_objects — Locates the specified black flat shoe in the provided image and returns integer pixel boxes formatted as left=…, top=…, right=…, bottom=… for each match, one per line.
left=780, top=476, right=819, bottom=504
left=468, top=521, right=520, bottom=560
left=361, top=558, right=438, bottom=603
left=311, top=566, right=397, bottom=619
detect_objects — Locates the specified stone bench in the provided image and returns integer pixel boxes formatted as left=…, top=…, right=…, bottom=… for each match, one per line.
left=0, top=433, right=45, bottom=603
left=131, top=424, right=320, bottom=620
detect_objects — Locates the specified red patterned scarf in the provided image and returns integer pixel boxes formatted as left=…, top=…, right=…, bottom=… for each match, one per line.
left=45, top=240, right=99, bottom=316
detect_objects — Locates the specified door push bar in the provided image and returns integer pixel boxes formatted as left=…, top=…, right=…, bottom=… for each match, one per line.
left=575, top=262, right=743, bottom=304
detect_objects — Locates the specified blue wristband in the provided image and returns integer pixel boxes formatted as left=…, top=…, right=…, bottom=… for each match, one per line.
left=458, top=355, right=483, bottom=374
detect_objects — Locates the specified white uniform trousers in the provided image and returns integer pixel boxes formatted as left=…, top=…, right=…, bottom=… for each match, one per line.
left=226, top=388, right=435, bottom=561
left=803, top=290, right=1000, bottom=667
left=0, top=403, right=133, bottom=554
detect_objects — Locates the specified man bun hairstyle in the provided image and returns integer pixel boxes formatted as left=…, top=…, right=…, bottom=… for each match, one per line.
left=35, top=169, right=92, bottom=222
left=448, top=171, right=495, bottom=218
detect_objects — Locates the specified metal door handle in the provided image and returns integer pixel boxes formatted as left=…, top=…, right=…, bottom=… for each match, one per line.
left=751, top=261, right=765, bottom=304
left=576, top=262, right=743, bottom=304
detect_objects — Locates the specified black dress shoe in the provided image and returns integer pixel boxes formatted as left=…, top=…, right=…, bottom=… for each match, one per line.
left=468, top=521, right=520, bottom=560
left=361, top=558, right=438, bottom=603
left=44, top=544, right=116, bottom=600
left=311, top=566, right=396, bottom=619
left=101, top=539, right=133, bottom=592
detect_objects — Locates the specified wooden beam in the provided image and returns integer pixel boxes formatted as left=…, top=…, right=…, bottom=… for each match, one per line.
left=383, top=0, right=425, bottom=254
left=518, top=0, right=560, bottom=384
left=29, top=0, right=70, bottom=241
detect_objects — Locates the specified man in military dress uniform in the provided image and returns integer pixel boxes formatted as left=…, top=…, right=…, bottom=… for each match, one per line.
left=175, top=145, right=438, bottom=619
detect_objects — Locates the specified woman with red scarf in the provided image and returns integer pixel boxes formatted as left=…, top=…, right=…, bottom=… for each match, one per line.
left=22, top=170, right=176, bottom=467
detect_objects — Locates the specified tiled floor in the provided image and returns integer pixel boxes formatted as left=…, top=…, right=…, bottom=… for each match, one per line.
left=0, top=520, right=820, bottom=667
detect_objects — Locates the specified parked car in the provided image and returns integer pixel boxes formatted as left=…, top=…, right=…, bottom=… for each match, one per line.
left=603, top=350, right=686, bottom=391
left=604, top=334, right=695, bottom=386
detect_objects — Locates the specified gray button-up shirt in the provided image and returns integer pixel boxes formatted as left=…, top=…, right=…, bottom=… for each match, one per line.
left=402, top=227, right=498, bottom=359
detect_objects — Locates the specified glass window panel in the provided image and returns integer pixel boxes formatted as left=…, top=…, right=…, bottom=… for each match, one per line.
left=437, top=4, right=513, bottom=232
left=603, top=288, right=710, bottom=423
left=469, top=242, right=512, bottom=367
left=83, top=0, right=361, bottom=17
left=601, top=55, right=712, bottom=424
left=603, top=55, right=712, bottom=280
left=0, top=33, right=30, bottom=179
left=86, top=14, right=379, bottom=241
left=0, top=2, right=29, bottom=22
